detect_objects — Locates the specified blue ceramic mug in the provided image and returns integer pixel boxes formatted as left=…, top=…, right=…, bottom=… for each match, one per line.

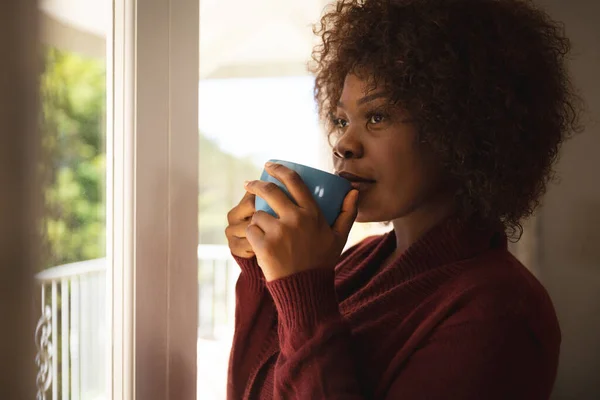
left=254, top=159, right=352, bottom=227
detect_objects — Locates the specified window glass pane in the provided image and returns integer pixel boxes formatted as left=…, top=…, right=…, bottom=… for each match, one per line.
left=196, top=1, right=388, bottom=398
left=37, top=1, right=110, bottom=399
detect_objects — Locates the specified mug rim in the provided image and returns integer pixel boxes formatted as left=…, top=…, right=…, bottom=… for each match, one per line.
left=267, top=159, right=350, bottom=184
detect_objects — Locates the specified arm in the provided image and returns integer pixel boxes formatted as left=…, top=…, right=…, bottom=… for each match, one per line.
left=227, top=240, right=368, bottom=399
left=225, top=191, right=282, bottom=398
left=266, top=268, right=363, bottom=399
left=227, top=255, right=278, bottom=399
left=265, top=269, right=559, bottom=400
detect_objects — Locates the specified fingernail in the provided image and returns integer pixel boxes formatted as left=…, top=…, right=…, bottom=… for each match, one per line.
left=244, top=180, right=250, bottom=187
left=265, top=161, right=274, bottom=168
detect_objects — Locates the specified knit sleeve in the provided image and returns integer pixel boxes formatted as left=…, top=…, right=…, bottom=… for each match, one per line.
left=266, top=268, right=365, bottom=399
left=264, top=267, right=559, bottom=400
left=227, top=255, right=278, bottom=399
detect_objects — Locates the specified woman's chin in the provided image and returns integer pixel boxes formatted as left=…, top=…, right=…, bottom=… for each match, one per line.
left=354, top=208, right=383, bottom=224
left=354, top=204, right=400, bottom=224
left=354, top=214, right=368, bottom=224
left=354, top=194, right=387, bottom=223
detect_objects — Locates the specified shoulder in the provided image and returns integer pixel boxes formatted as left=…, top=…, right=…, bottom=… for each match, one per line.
left=440, top=249, right=560, bottom=341
left=450, top=251, right=551, bottom=308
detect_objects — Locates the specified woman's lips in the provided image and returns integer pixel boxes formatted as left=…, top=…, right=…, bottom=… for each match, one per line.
left=337, top=171, right=376, bottom=191
left=349, top=181, right=374, bottom=191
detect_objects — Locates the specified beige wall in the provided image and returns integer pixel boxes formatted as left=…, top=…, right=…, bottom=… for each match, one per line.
left=534, top=1, right=600, bottom=399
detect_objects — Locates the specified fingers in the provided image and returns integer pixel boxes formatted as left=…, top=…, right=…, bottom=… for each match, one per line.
left=250, top=210, right=279, bottom=233
left=244, top=179, right=296, bottom=217
left=332, top=190, right=359, bottom=238
left=225, top=217, right=254, bottom=257
left=227, top=235, right=255, bottom=258
left=225, top=220, right=249, bottom=240
left=226, top=192, right=257, bottom=258
left=245, top=223, right=266, bottom=250
left=227, top=191, right=255, bottom=224
left=263, top=162, right=317, bottom=210
left=245, top=210, right=279, bottom=250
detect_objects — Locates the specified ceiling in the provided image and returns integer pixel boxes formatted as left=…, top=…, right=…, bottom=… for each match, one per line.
left=40, top=0, right=332, bottom=79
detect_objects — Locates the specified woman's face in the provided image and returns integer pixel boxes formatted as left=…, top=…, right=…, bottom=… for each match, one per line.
left=332, top=74, right=448, bottom=223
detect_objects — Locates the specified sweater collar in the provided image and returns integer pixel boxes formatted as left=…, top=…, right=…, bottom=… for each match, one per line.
left=377, top=217, right=507, bottom=282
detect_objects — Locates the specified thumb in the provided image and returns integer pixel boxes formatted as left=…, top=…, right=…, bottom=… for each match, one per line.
left=332, top=190, right=359, bottom=239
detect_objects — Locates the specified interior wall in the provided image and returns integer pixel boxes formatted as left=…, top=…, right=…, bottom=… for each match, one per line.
left=534, top=1, right=600, bottom=399
left=0, top=0, right=40, bottom=398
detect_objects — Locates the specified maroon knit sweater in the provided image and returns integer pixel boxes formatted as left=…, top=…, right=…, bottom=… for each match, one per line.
left=227, top=220, right=561, bottom=399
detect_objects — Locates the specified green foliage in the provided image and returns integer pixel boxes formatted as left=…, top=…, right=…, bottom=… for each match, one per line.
left=40, top=47, right=106, bottom=269
left=40, top=47, right=262, bottom=265
left=198, top=135, right=261, bottom=244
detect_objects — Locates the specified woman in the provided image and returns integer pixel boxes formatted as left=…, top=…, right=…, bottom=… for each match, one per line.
left=225, top=0, right=580, bottom=398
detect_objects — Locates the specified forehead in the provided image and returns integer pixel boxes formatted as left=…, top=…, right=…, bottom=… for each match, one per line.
left=341, top=74, right=378, bottom=98
left=337, top=73, right=391, bottom=109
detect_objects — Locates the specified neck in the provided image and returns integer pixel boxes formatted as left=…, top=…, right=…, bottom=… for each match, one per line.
left=391, top=193, right=456, bottom=254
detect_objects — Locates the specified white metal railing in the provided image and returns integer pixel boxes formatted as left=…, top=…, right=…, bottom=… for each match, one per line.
left=35, top=258, right=107, bottom=400
left=34, top=244, right=239, bottom=400
left=197, top=245, right=240, bottom=339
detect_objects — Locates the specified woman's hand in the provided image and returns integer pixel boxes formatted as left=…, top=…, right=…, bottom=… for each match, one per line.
left=243, top=162, right=359, bottom=282
left=225, top=192, right=257, bottom=259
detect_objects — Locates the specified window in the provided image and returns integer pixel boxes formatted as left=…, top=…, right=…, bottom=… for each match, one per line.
left=36, top=1, right=110, bottom=399
left=35, top=1, right=200, bottom=399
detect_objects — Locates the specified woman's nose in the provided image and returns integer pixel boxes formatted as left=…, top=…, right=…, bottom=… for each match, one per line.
left=333, top=129, right=363, bottom=160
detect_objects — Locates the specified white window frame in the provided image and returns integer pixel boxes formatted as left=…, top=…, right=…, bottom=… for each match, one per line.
left=107, top=0, right=199, bottom=399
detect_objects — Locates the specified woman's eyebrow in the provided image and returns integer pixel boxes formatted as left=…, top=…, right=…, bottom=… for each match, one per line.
left=337, top=92, right=388, bottom=108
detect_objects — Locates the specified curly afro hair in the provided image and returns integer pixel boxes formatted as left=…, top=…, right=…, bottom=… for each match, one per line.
left=311, top=0, right=582, bottom=238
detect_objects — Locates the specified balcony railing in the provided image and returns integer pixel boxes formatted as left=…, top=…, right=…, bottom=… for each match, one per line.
left=34, top=245, right=239, bottom=400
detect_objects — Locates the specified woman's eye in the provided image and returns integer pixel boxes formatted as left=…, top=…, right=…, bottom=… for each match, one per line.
left=368, top=114, right=385, bottom=124
left=333, top=118, right=348, bottom=129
